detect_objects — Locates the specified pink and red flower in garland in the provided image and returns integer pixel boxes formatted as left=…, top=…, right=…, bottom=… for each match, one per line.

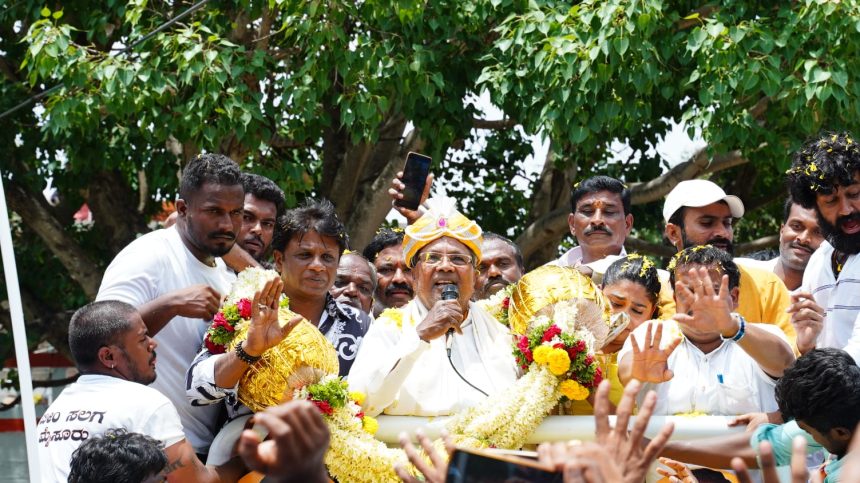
left=204, top=298, right=252, bottom=354
left=511, top=319, right=602, bottom=400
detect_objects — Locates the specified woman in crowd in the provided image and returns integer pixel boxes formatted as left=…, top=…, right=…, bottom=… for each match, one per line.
left=567, top=254, right=661, bottom=414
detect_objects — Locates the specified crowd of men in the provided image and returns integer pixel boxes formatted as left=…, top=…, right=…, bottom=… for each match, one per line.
left=32, top=130, right=860, bottom=482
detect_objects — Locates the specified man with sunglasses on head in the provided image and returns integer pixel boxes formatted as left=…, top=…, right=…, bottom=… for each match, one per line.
left=349, top=198, right=518, bottom=417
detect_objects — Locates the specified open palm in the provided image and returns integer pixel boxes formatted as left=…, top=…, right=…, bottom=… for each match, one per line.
left=630, top=322, right=682, bottom=383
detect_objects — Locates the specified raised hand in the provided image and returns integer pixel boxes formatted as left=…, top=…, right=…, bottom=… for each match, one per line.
left=732, top=438, right=812, bottom=483
left=237, top=400, right=330, bottom=483
left=244, top=275, right=302, bottom=357
left=594, top=379, right=675, bottom=483
left=394, top=430, right=454, bottom=483
left=656, top=457, right=698, bottom=483
left=673, top=267, right=737, bottom=338
left=629, top=322, right=682, bottom=383
left=389, top=170, right=434, bottom=225
left=788, top=291, right=824, bottom=354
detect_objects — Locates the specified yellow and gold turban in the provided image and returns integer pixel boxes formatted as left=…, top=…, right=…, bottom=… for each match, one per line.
left=402, top=197, right=482, bottom=268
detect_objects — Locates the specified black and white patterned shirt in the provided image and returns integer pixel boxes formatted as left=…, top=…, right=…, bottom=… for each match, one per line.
left=186, top=294, right=371, bottom=418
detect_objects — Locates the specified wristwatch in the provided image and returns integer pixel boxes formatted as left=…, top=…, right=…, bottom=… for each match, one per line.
left=720, top=313, right=746, bottom=342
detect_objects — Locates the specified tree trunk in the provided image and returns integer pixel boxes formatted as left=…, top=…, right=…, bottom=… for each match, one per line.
left=4, top=179, right=102, bottom=299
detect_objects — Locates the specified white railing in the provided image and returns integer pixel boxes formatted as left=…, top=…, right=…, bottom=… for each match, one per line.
left=375, top=415, right=746, bottom=444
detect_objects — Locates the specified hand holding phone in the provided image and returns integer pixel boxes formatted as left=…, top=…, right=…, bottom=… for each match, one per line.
left=391, top=152, right=433, bottom=215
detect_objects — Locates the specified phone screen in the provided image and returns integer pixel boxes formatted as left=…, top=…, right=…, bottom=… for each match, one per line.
left=394, top=152, right=432, bottom=211
left=445, top=449, right=563, bottom=483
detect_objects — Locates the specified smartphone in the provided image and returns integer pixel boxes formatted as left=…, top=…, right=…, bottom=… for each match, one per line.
left=394, top=152, right=432, bottom=211
left=445, top=447, right=563, bottom=483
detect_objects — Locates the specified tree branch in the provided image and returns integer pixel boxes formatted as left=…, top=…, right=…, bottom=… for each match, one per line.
left=472, top=117, right=517, bottom=130
left=624, top=236, right=676, bottom=257
left=677, top=6, right=719, bottom=30
left=514, top=207, right=570, bottom=264
left=736, top=234, right=779, bottom=254
left=4, top=179, right=102, bottom=299
left=629, top=149, right=747, bottom=204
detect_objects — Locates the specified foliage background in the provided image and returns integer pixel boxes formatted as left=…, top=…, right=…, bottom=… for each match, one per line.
left=3, top=0, right=860, bottom=360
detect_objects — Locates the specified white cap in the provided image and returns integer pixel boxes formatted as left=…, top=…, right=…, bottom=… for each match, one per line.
left=663, top=179, right=745, bottom=222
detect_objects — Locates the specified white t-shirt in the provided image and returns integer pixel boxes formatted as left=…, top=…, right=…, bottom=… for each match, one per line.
left=801, top=241, right=860, bottom=362
left=96, top=226, right=235, bottom=452
left=37, top=375, right=185, bottom=482
left=618, top=320, right=784, bottom=415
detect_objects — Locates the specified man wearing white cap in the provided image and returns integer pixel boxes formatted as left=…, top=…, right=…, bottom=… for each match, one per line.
left=348, top=197, right=519, bottom=417
left=661, top=179, right=796, bottom=346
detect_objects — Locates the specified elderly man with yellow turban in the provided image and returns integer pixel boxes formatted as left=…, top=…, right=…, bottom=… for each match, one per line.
left=348, top=198, right=519, bottom=417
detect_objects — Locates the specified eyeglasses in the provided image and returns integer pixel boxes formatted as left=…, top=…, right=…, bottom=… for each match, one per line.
left=417, top=252, right=473, bottom=267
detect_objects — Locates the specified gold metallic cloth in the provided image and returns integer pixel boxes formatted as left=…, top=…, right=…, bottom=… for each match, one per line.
left=230, top=307, right=339, bottom=412
left=508, top=265, right=610, bottom=336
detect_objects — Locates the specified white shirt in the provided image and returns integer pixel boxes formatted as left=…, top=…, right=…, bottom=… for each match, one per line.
left=801, top=241, right=860, bottom=362
left=348, top=299, right=519, bottom=417
left=618, top=320, right=785, bottom=415
left=549, top=245, right=627, bottom=268
left=37, top=375, right=185, bottom=482
left=96, top=226, right=235, bottom=453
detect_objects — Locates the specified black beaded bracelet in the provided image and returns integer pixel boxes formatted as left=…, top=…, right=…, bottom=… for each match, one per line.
left=235, top=342, right=261, bottom=365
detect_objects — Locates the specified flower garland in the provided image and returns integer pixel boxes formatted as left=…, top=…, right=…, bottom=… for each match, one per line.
left=210, top=268, right=408, bottom=481
left=291, top=375, right=379, bottom=437
left=204, top=297, right=252, bottom=354
left=286, top=372, right=410, bottom=483
left=475, top=284, right=513, bottom=326
left=447, top=363, right=561, bottom=449
left=514, top=317, right=603, bottom=401
left=203, top=267, right=290, bottom=354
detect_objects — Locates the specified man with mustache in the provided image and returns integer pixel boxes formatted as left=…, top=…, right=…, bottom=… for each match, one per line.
left=736, top=199, right=823, bottom=291
left=363, top=228, right=415, bottom=317
left=97, top=153, right=242, bottom=456
left=787, top=132, right=860, bottom=360
left=330, top=251, right=377, bottom=314
left=223, top=173, right=284, bottom=271
left=38, top=301, right=247, bottom=482
left=474, top=232, right=524, bottom=300
left=551, top=176, right=633, bottom=268
left=349, top=197, right=518, bottom=416
left=662, top=179, right=796, bottom=346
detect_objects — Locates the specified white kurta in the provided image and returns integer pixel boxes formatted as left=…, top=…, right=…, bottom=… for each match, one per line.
left=348, top=300, right=519, bottom=417
left=801, top=241, right=860, bottom=362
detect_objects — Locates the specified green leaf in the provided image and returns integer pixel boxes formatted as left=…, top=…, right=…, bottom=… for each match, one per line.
left=52, top=10, right=63, bottom=20
left=613, top=37, right=629, bottom=56
left=683, top=12, right=700, bottom=20
left=41, top=7, right=51, bottom=17
left=832, top=71, right=848, bottom=88
left=811, top=69, right=831, bottom=84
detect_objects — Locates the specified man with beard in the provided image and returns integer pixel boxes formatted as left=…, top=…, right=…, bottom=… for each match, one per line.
left=38, top=301, right=246, bottom=482
left=736, top=199, right=823, bottom=291
left=97, top=153, right=242, bottom=456
left=787, top=132, right=860, bottom=360
left=474, top=232, right=524, bottom=300
left=330, top=251, right=377, bottom=314
left=221, top=173, right=284, bottom=272
left=662, top=179, right=796, bottom=345
left=363, top=228, right=415, bottom=316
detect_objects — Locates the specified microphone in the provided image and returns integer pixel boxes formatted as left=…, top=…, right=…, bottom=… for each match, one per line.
left=441, top=284, right=459, bottom=353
